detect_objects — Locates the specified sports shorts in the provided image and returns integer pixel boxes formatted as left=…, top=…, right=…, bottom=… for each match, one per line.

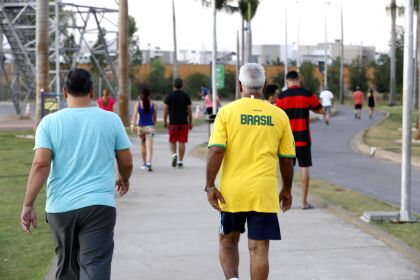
left=169, top=124, right=189, bottom=143
left=323, top=106, right=331, bottom=114
left=219, top=211, right=281, bottom=240
left=354, top=104, right=362, bottom=110
left=295, top=145, right=312, bottom=167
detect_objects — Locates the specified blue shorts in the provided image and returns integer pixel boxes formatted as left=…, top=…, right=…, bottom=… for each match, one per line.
left=219, top=211, right=281, bottom=240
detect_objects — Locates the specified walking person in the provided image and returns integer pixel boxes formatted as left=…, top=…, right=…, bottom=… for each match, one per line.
left=206, top=63, right=295, bottom=280
left=319, top=87, right=334, bottom=125
left=276, top=70, right=324, bottom=210
left=97, top=88, right=116, bottom=112
left=131, top=88, right=157, bottom=172
left=20, top=68, right=133, bottom=279
left=368, top=89, right=376, bottom=119
left=203, top=89, right=222, bottom=115
left=353, top=87, right=364, bottom=119
left=163, top=78, right=193, bottom=168
left=263, top=83, right=280, bottom=104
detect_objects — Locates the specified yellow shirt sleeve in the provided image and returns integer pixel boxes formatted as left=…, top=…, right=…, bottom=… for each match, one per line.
left=208, top=108, right=227, bottom=149
left=278, top=112, right=296, bottom=158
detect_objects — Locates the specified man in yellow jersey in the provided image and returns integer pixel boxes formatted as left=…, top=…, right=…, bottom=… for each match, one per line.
left=205, top=63, right=295, bottom=280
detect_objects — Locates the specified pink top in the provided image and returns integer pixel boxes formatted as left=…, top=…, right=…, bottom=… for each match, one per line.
left=97, top=97, right=116, bottom=112
left=204, top=95, right=219, bottom=108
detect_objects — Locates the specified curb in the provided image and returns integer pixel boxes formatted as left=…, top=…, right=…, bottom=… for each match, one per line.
left=351, top=110, right=420, bottom=168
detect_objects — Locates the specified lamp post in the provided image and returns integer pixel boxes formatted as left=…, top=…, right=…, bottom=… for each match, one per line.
left=284, top=6, right=288, bottom=87
left=212, top=0, right=217, bottom=114
left=296, top=1, right=300, bottom=71
left=339, top=0, right=344, bottom=104
left=324, top=1, right=330, bottom=89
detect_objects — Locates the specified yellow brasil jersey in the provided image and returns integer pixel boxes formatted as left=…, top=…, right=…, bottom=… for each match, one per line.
left=208, top=97, right=295, bottom=213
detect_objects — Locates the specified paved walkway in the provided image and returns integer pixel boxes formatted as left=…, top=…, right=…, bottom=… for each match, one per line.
left=310, top=107, right=420, bottom=214
left=111, top=124, right=420, bottom=279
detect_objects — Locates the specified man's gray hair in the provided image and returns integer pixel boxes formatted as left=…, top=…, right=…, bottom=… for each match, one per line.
left=239, top=63, right=266, bottom=91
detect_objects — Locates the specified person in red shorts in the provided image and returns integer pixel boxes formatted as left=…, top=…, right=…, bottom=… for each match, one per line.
left=276, top=71, right=324, bottom=210
left=163, top=78, right=193, bottom=168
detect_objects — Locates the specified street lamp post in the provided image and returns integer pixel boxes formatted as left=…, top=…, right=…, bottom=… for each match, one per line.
left=212, top=0, right=217, bottom=115
left=339, top=0, right=344, bottom=104
left=284, top=6, right=288, bottom=87
left=324, top=1, right=330, bottom=89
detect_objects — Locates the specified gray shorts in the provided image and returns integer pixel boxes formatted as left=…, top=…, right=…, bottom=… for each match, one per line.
left=324, top=106, right=331, bottom=114
left=46, top=205, right=116, bottom=280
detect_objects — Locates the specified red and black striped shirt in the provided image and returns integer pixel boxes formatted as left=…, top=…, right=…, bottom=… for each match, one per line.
left=276, top=86, right=322, bottom=147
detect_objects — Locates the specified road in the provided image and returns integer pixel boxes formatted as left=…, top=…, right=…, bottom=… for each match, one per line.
left=310, top=106, right=420, bottom=214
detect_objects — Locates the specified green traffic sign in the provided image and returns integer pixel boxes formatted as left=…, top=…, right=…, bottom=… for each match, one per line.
left=216, top=64, right=224, bottom=89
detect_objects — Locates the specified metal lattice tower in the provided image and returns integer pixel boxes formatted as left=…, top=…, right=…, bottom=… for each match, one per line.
left=0, top=0, right=119, bottom=115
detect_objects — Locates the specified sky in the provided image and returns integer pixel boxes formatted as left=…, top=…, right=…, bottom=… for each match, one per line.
left=66, top=0, right=406, bottom=54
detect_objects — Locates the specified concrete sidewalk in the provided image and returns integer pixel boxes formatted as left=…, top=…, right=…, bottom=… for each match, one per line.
left=111, top=124, right=420, bottom=280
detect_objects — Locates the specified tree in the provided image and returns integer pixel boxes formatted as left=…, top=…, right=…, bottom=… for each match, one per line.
left=238, top=0, right=260, bottom=63
left=387, top=0, right=404, bottom=106
left=373, top=53, right=390, bottom=93
left=147, top=59, right=170, bottom=97
left=349, top=58, right=368, bottom=92
left=219, top=70, right=236, bottom=99
left=184, top=72, right=210, bottom=99
left=271, top=70, right=284, bottom=89
left=327, top=57, right=341, bottom=97
left=299, top=62, right=320, bottom=93
left=89, top=30, right=107, bottom=76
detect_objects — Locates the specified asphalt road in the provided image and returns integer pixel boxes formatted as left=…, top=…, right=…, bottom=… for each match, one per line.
left=310, top=106, right=420, bottom=214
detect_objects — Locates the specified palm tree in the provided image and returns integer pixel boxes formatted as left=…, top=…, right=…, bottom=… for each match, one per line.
left=387, top=0, right=404, bottom=106
left=238, top=0, right=259, bottom=64
left=118, top=0, right=129, bottom=125
left=35, top=0, right=49, bottom=127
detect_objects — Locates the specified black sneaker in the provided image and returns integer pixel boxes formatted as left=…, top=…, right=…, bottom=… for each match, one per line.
left=146, top=163, right=153, bottom=172
left=177, top=162, right=183, bottom=168
left=171, top=155, right=177, bottom=167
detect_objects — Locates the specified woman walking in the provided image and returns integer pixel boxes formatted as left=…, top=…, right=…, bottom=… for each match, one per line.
left=368, top=89, right=376, bottom=119
left=131, top=88, right=157, bottom=171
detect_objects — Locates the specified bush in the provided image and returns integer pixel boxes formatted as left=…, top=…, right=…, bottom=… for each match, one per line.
left=184, top=72, right=210, bottom=99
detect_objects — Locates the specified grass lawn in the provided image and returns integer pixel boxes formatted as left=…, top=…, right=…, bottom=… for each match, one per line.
left=364, top=105, right=420, bottom=158
left=309, top=177, right=420, bottom=252
left=0, top=131, right=54, bottom=280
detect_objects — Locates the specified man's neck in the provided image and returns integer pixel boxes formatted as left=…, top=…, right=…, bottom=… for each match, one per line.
left=66, top=96, right=92, bottom=108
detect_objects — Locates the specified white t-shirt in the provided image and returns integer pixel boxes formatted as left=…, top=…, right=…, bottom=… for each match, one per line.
left=320, top=90, right=334, bottom=107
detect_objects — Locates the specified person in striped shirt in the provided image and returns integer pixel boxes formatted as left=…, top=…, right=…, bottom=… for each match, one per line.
left=276, top=71, right=325, bottom=210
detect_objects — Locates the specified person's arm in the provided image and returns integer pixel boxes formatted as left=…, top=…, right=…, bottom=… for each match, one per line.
left=131, top=102, right=139, bottom=134
left=278, top=157, right=294, bottom=212
left=115, top=149, right=133, bottom=197
left=206, top=147, right=226, bottom=211
left=163, top=104, right=169, bottom=128
left=187, top=105, right=193, bottom=129
left=21, top=148, right=52, bottom=233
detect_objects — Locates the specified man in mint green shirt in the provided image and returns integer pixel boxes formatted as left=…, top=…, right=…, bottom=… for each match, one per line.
left=20, top=68, right=133, bottom=279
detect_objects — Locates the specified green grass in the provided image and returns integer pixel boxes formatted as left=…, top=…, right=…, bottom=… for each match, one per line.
left=364, top=105, right=420, bottom=157
left=0, top=131, right=54, bottom=280
left=310, top=177, right=420, bottom=251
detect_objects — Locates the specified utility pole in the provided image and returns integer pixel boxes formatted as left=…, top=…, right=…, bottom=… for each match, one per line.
left=212, top=0, right=217, bottom=115
left=284, top=6, right=288, bottom=87
left=339, top=0, right=344, bottom=104
left=400, top=0, right=415, bottom=222
left=35, top=0, right=49, bottom=126
left=172, top=0, right=179, bottom=80
left=118, top=0, right=129, bottom=125
left=324, top=1, right=330, bottom=89
left=235, top=31, right=240, bottom=100
left=55, top=0, right=61, bottom=107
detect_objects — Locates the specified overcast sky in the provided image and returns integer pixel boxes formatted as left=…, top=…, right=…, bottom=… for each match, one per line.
left=67, top=0, right=406, bottom=54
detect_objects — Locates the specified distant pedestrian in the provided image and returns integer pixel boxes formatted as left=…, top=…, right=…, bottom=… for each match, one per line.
left=263, top=83, right=280, bottom=104
left=201, top=83, right=209, bottom=100
left=206, top=63, right=295, bottom=280
left=20, top=68, right=133, bottom=279
left=97, top=88, right=116, bottom=112
left=276, top=70, right=324, bottom=210
left=368, top=89, right=376, bottom=119
left=164, top=78, right=193, bottom=168
left=319, top=87, right=334, bottom=125
left=203, top=90, right=222, bottom=115
left=353, top=87, right=364, bottom=119
left=131, top=88, right=157, bottom=172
